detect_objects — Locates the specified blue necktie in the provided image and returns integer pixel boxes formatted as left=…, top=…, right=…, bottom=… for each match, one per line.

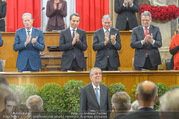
left=106, top=29, right=109, bottom=35
left=95, top=87, right=100, bottom=105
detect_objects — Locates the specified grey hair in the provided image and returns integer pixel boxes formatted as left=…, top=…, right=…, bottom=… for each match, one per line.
left=159, top=88, right=179, bottom=119
left=112, top=91, right=131, bottom=111
left=26, top=95, right=43, bottom=111
left=102, top=14, right=112, bottom=22
left=141, top=11, right=152, bottom=19
left=22, top=13, right=32, bottom=20
left=130, top=100, right=139, bottom=112
left=89, top=67, right=101, bottom=76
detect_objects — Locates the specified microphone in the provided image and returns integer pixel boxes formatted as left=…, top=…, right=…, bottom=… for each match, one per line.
left=33, top=7, right=45, bottom=21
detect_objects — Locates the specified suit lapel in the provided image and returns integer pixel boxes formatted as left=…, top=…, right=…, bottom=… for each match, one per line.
left=139, top=25, right=145, bottom=39
left=67, top=27, right=73, bottom=41
left=149, top=25, right=153, bottom=35
left=99, top=28, right=105, bottom=41
left=22, top=28, right=27, bottom=42
left=89, top=83, right=100, bottom=107
left=99, top=84, right=103, bottom=107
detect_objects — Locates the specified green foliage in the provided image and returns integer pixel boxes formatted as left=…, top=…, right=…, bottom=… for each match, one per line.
left=39, top=83, right=65, bottom=112
left=129, top=84, right=138, bottom=103
left=9, top=84, right=18, bottom=94
left=154, top=83, right=168, bottom=110
left=168, top=85, right=179, bottom=90
left=109, top=83, right=126, bottom=99
left=63, top=80, right=86, bottom=112
left=16, top=84, right=39, bottom=105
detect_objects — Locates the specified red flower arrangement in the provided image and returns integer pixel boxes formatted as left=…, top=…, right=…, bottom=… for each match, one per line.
left=139, top=4, right=179, bottom=21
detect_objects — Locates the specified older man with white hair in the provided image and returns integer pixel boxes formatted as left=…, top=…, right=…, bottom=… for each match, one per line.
left=26, top=95, right=43, bottom=117
left=159, top=88, right=179, bottom=119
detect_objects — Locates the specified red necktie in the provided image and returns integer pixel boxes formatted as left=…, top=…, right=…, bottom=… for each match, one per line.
left=145, top=28, right=149, bottom=55
left=145, top=27, right=148, bottom=36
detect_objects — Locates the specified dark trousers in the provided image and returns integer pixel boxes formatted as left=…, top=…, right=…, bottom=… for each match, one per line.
left=135, top=56, right=158, bottom=70
left=61, top=58, right=83, bottom=71
left=18, top=60, right=39, bottom=72
left=101, top=58, right=118, bottom=71
left=125, top=21, right=130, bottom=30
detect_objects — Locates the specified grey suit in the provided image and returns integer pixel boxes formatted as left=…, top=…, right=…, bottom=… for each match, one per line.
left=93, top=27, right=121, bottom=70
left=59, top=27, right=87, bottom=70
left=79, top=83, right=111, bottom=113
left=115, top=0, right=139, bottom=30
left=131, top=25, right=162, bottom=68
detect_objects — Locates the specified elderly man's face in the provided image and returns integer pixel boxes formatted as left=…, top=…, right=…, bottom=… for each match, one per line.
left=5, top=101, right=17, bottom=115
left=23, top=15, right=33, bottom=30
left=141, top=16, right=151, bottom=28
left=90, top=69, right=102, bottom=84
left=102, top=18, right=112, bottom=30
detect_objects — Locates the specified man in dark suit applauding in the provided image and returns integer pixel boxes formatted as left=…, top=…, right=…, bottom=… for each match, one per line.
left=79, top=67, right=111, bottom=118
left=59, top=13, right=87, bottom=71
left=93, top=15, right=121, bottom=71
left=131, top=11, right=162, bottom=70
left=120, top=80, right=159, bottom=119
left=13, top=13, right=45, bottom=72
left=115, top=0, right=139, bottom=30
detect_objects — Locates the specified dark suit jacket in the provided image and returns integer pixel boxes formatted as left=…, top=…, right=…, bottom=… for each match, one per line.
left=120, top=107, right=160, bottom=119
left=79, top=83, right=112, bottom=113
left=93, top=27, right=121, bottom=69
left=115, top=0, right=139, bottom=30
left=0, top=1, right=6, bottom=31
left=0, top=32, right=3, bottom=47
left=13, top=27, right=45, bottom=71
left=131, top=25, right=162, bottom=67
left=59, top=27, right=87, bottom=69
left=46, top=0, right=67, bottom=30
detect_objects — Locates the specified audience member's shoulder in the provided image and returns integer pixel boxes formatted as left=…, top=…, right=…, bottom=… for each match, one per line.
left=94, top=28, right=103, bottom=33
left=77, top=28, right=86, bottom=33
left=111, top=27, right=119, bottom=31
left=81, top=83, right=91, bottom=90
left=16, top=27, right=25, bottom=32
left=33, top=27, right=42, bottom=32
left=100, top=83, right=109, bottom=88
left=132, top=25, right=141, bottom=31
left=150, top=25, right=160, bottom=30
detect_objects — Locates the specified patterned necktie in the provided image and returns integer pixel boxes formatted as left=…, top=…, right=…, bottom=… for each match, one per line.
left=95, top=87, right=100, bottom=105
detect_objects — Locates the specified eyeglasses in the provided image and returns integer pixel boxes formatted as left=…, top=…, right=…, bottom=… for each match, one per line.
left=142, top=20, right=150, bottom=22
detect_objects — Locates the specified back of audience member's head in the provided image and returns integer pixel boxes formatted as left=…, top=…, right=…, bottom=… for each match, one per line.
left=136, top=81, right=158, bottom=104
left=0, top=76, right=13, bottom=111
left=4, top=94, right=18, bottom=115
left=159, top=88, right=179, bottom=119
left=112, top=91, right=131, bottom=113
left=0, top=76, right=9, bottom=86
left=129, top=100, right=139, bottom=112
left=26, top=95, right=43, bottom=116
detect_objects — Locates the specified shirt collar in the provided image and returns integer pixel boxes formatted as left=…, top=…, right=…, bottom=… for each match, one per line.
left=103, top=27, right=110, bottom=33
left=138, top=106, right=153, bottom=110
left=25, top=27, right=32, bottom=33
left=92, top=83, right=100, bottom=90
left=70, top=27, right=77, bottom=31
left=143, top=26, right=150, bottom=30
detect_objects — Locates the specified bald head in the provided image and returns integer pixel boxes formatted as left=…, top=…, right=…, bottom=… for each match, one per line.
left=137, top=81, right=158, bottom=102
